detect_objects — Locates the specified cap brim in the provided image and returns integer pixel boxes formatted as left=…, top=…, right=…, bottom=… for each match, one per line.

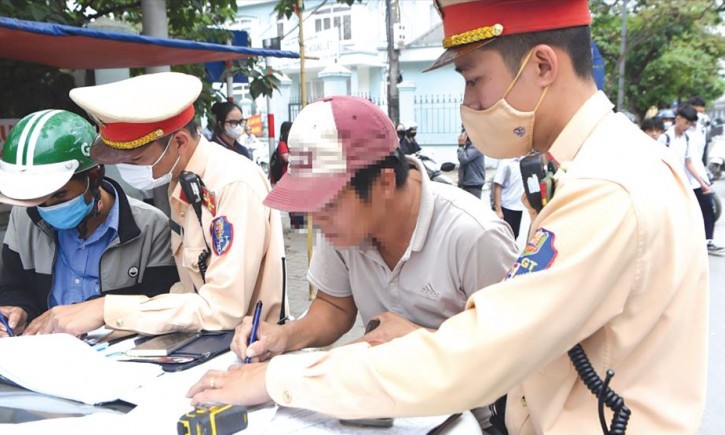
left=264, top=172, right=351, bottom=213
left=423, top=39, right=494, bottom=72
left=90, top=135, right=151, bottom=164
left=0, top=192, right=52, bottom=207
left=0, top=168, right=73, bottom=204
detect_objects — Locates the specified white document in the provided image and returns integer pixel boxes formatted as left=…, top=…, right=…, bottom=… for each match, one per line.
left=267, top=407, right=452, bottom=434
left=0, top=334, right=163, bottom=405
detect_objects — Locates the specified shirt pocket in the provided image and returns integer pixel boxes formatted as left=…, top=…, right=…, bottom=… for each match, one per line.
left=182, top=247, right=205, bottom=274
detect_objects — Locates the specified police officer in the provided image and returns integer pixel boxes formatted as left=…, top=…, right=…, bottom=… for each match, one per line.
left=0, top=110, right=177, bottom=336
left=189, top=1, right=707, bottom=433
left=64, top=72, right=287, bottom=335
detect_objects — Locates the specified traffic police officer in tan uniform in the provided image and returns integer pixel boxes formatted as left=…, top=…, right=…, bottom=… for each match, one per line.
left=50, top=72, right=288, bottom=335
left=189, top=1, right=708, bottom=433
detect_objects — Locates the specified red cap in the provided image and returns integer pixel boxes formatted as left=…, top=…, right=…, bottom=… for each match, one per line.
left=426, top=0, right=592, bottom=71
left=264, top=96, right=398, bottom=213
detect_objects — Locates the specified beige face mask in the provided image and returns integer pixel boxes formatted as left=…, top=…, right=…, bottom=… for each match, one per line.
left=460, top=49, right=548, bottom=159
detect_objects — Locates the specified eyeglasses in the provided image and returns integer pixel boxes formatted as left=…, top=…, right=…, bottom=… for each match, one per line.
left=225, top=119, right=245, bottom=127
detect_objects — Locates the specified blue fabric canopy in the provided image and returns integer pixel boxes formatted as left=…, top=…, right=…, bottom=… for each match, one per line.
left=0, top=17, right=298, bottom=69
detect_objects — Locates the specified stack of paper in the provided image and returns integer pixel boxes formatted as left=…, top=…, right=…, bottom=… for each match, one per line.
left=0, top=334, right=163, bottom=405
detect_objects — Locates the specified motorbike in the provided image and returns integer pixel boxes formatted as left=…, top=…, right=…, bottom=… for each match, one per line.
left=707, top=133, right=724, bottom=181
left=414, top=152, right=455, bottom=185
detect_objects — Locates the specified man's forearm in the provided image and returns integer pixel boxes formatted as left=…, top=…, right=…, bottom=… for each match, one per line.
left=284, top=295, right=357, bottom=351
left=493, top=184, right=503, bottom=210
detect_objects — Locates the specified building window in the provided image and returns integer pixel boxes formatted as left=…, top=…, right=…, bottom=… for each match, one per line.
left=313, top=4, right=352, bottom=40
left=277, top=22, right=284, bottom=39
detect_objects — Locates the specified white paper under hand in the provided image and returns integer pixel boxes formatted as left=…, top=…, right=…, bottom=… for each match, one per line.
left=0, top=333, right=163, bottom=405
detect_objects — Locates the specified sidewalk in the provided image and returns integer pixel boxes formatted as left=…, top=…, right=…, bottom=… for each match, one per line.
left=283, top=228, right=366, bottom=346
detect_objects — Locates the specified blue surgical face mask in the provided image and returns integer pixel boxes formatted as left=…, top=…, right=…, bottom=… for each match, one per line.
left=37, top=179, right=95, bottom=230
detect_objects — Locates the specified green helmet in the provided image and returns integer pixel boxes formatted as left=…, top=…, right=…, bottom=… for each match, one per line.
left=0, top=110, right=98, bottom=203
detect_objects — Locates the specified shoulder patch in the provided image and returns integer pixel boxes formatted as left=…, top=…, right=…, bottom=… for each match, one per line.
left=210, top=216, right=234, bottom=256
left=506, top=228, right=558, bottom=279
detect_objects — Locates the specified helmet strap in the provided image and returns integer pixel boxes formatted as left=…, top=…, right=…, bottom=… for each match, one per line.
left=76, top=166, right=104, bottom=235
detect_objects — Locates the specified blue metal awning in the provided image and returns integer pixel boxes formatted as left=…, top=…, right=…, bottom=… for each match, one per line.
left=0, top=17, right=299, bottom=69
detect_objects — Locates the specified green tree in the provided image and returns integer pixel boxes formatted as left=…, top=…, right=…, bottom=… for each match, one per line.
left=591, top=0, right=725, bottom=119
left=0, top=0, right=279, bottom=118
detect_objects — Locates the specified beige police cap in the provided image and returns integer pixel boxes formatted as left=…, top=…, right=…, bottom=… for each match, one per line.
left=69, top=72, right=202, bottom=164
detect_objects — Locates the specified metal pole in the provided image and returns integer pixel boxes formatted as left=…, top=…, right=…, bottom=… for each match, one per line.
left=265, top=57, right=275, bottom=162
left=141, top=0, right=171, bottom=217
left=296, top=0, right=315, bottom=300
left=616, top=0, right=628, bottom=111
left=385, top=0, right=400, bottom=124
left=226, top=40, right=234, bottom=102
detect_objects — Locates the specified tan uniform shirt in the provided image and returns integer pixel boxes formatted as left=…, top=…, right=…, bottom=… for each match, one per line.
left=308, top=157, right=518, bottom=329
left=105, top=137, right=287, bottom=334
left=265, top=92, right=708, bottom=434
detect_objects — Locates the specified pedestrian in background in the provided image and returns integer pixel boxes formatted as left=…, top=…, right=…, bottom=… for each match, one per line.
left=210, top=101, right=252, bottom=160
left=456, top=127, right=485, bottom=198
left=641, top=117, right=665, bottom=141
left=398, top=121, right=421, bottom=155
left=492, top=157, right=525, bottom=239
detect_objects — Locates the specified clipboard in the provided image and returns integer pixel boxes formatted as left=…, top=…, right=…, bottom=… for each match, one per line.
left=158, top=330, right=235, bottom=372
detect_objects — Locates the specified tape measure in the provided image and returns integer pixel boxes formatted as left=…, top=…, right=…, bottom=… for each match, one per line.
left=177, top=404, right=248, bottom=435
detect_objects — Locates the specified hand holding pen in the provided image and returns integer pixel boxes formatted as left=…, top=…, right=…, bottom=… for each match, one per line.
left=244, top=301, right=263, bottom=364
left=0, top=306, right=28, bottom=337
left=0, top=311, right=15, bottom=337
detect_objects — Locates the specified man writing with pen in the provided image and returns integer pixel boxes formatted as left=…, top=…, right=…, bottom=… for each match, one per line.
left=192, top=96, right=518, bottom=429
left=5, top=72, right=288, bottom=338
left=0, top=110, right=178, bottom=337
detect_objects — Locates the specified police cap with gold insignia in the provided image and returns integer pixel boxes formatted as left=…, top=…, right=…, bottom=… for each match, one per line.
left=425, top=0, right=592, bottom=71
left=69, top=72, right=202, bottom=164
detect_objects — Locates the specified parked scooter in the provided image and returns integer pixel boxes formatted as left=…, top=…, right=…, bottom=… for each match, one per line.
left=414, top=152, right=455, bottom=185
left=707, top=134, right=724, bottom=181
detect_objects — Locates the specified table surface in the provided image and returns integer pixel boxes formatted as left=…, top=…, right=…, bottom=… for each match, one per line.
left=0, top=350, right=482, bottom=434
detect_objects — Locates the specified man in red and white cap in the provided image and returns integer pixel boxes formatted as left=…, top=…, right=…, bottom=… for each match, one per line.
left=188, top=2, right=707, bottom=433
left=226, top=96, right=515, bottom=426
left=56, top=72, right=288, bottom=335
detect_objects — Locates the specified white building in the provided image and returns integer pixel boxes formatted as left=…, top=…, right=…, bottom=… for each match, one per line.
left=233, top=0, right=464, bottom=149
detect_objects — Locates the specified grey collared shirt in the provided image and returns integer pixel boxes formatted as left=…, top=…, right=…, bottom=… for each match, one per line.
left=307, top=157, right=518, bottom=328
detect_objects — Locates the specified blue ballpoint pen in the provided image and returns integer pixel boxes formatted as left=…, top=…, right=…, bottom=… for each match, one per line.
left=0, top=313, right=15, bottom=337
left=244, top=301, right=263, bottom=364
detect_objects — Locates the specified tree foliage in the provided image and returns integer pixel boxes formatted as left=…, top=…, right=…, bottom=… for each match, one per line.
left=273, top=0, right=362, bottom=21
left=0, top=0, right=280, bottom=118
left=591, top=0, right=725, bottom=119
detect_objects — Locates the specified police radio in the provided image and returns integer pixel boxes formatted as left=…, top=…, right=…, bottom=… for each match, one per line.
left=179, top=171, right=211, bottom=283
left=179, top=171, right=204, bottom=220
left=519, top=152, right=557, bottom=213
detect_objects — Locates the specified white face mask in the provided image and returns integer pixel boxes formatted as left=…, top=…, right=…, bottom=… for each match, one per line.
left=225, top=125, right=243, bottom=139
left=460, top=50, right=548, bottom=159
left=663, top=121, right=673, bottom=130
left=116, top=135, right=181, bottom=191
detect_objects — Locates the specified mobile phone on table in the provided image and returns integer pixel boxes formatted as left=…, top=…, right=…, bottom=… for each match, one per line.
left=126, top=332, right=200, bottom=357
left=339, top=418, right=394, bottom=428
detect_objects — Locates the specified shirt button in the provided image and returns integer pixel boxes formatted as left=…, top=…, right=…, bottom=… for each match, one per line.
left=180, top=211, right=185, bottom=218
left=74, top=278, right=81, bottom=285
left=282, top=391, right=292, bottom=404
left=521, top=396, right=527, bottom=408
left=116, top=319, right=124, bottom=327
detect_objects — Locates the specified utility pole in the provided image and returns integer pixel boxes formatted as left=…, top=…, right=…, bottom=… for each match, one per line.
left=296, top=0, right=315, bottom=300
left=616, top=0, right=628, bottom=111
left=141, top=0, right=171, bottom=217
left=141, top=0, right=170, bottom=75
left=298, top=0, right=307, bottom=109
left=385, top=0, right=400, bottom=125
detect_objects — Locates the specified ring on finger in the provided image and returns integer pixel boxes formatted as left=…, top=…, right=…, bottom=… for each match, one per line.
left=210, top=377, right=217, bottom=389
